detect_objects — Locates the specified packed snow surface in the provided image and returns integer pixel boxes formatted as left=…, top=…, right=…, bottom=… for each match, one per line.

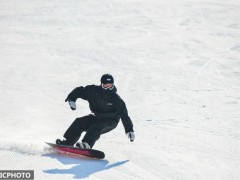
left=0, top=0, right=240, bottom=179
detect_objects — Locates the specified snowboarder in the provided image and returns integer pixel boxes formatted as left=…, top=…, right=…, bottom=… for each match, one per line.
left=56, top=74, right=135, bottom=149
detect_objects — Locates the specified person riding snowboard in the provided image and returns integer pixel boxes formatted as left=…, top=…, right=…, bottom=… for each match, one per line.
left=56, top=74, right=135, bottom=149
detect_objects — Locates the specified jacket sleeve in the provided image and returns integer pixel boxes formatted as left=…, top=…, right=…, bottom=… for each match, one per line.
left=65, top=86, right=89, bottom=102
left=120, top=104, right=134, bottom=133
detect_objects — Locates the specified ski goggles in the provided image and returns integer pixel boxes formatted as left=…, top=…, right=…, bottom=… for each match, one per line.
left=101, top=83, right=114, bottom=90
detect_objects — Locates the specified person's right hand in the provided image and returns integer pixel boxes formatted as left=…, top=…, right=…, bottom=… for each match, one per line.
left=68, top=101, right=76, bottom=110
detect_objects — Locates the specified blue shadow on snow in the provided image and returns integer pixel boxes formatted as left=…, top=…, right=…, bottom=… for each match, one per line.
left=43, top=153, right=129, bottom=179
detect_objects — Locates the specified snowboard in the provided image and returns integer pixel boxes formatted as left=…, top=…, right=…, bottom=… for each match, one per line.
left=45, top=142, right=105, bottom=159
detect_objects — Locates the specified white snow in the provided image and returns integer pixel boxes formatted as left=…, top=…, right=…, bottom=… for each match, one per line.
left=0, top=0, right=240, bottom=179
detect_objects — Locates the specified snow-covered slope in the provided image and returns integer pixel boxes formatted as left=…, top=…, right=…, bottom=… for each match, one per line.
left=0, top=0, right=240, bottom=179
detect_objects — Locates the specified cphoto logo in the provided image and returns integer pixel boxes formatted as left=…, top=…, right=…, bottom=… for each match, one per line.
left=0, top=171, right=34, bottom=180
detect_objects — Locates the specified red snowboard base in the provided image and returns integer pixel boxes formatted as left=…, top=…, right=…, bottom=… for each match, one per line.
left=46, top=142, right=105, bottom=159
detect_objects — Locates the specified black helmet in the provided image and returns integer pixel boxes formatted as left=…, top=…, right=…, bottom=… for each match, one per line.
left=101, top=74, right=114, bottom=84
left=101, top=74, right=115, bottom=91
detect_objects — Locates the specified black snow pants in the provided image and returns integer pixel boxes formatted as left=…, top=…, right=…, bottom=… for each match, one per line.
left=63, top=114, right=119, bottom=148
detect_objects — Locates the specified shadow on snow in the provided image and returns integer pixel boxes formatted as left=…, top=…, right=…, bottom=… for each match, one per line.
left=42, top=153, right=129, bottom=179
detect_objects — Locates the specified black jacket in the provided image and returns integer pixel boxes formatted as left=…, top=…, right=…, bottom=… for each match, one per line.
left=65, top=85, right=134, bottom=133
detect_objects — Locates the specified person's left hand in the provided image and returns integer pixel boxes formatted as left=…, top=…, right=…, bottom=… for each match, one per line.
left=127, top=132, right=135, bottom=142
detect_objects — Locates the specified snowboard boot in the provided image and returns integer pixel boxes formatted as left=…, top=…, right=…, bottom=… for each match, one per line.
left=56, top=139, right=74, bottom=146
left=76, top=142, right=91, bottom=149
